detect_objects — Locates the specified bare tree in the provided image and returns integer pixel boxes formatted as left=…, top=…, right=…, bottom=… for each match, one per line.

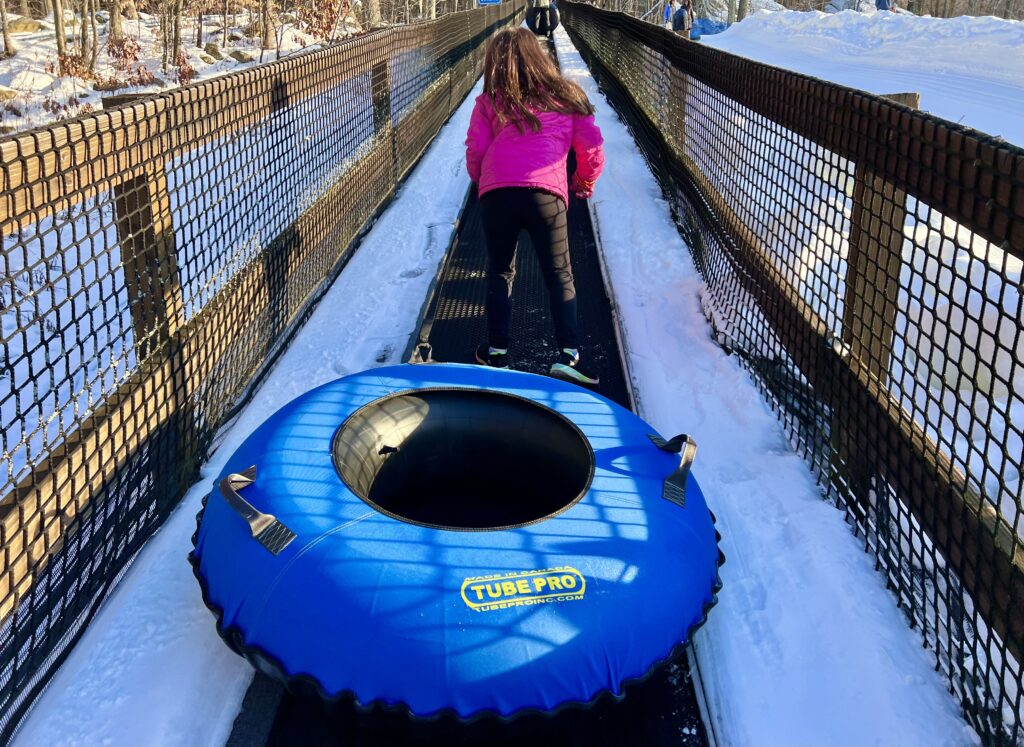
left=19, top=0, right=31, bottom=19
left=727, top=0, right=737, bottom=22
left=365, top=0, right=381, bottom=26
left=109, top=0, right=123, bottom=37
left=52, top=0, right=67, bottom=56
left=89, top=0, right=98, bottom=68
left=81, top=0, right=92, bottom=62
left=261, top=0, right=273, bottom=48
left=2, top=1, right=16, bottom=57
left=737, top=0, right=749, bottom=20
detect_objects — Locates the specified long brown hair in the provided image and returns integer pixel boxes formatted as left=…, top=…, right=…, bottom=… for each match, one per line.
left=482, top=28, right=595, bottom=132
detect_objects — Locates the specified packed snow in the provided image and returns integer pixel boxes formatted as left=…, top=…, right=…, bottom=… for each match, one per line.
left=702, top=9, right=1024, bottom=146
left=8, top=16, right=988, bottom=747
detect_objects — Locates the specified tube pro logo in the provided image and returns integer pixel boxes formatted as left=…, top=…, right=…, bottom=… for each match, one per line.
left=461, top=567, right=586, bottom=612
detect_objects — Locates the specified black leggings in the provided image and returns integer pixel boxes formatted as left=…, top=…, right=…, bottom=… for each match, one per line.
left=480, top=188, right=578, bottom=350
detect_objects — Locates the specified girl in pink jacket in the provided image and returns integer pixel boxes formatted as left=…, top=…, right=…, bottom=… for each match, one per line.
left=465, top=27, right=605, bottom=386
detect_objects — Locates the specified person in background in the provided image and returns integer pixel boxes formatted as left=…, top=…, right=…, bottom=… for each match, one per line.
left=465, top=28, right=606, bottom=386
left=875, top=0, right=891, bottom=9
left=672, top=0, right=695, bottom=38
left=529, top=0, right=553, bottom=37
left=663, top=0, right=680, bottom=28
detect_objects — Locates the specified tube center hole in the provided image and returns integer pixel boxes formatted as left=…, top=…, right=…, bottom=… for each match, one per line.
left=332, top=389, right=593, bottom=530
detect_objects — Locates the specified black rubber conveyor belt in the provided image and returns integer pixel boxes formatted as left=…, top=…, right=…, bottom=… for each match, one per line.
left=411, top=179, right=632, bottom=410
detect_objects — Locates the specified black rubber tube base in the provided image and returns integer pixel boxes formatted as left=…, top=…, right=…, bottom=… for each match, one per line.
left=264, top=658, right=708, bottom=747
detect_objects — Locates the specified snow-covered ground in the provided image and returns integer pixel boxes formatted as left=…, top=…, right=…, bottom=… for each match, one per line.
left=9, top=79, right=480, bottom=747
left=0, top=9, right=358, bottom=136
left=703, top=9, right=1024, bottom=146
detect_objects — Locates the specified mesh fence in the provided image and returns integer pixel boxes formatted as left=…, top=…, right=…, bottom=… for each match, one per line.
left=0, top=4, right=522, bottom=741
left=560, top=2, right=1024, bottom=744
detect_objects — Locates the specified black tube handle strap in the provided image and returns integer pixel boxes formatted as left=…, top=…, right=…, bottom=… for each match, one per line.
left=218, top=466, right=296, bottom=555
left=648, top=433, right=698, bottom=508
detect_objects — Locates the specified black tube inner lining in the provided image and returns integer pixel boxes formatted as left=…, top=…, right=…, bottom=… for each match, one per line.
left=332, top=389, right=594, bottom=530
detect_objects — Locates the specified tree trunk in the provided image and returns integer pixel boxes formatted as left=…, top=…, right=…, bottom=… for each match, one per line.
left=365, top=0, right=380, bottom=27
left=261, top=0, right=273, bottom=49
left=81, top=0, right=91, bottom=60
left=160, top=0, right=169, bottom=70
left=123, top=0, right=136, bottom=18
left=727, top=0, right=737, bottom=23
left=89, top=0, right=98, bottom=69
left=222, top=0, right=227, bottom=44
left=2, top=1, right=16, bottom=57
left=19, top=0, right=31, bottom=19
left=172, top=0, right=182, bottom=61
left=109, top=0, right=122, bottom=37
left=428, top=0, right=435, bottom=19
left=737, top=0, right=749, bottom=20
left=52, top=0, right=66, bottom=55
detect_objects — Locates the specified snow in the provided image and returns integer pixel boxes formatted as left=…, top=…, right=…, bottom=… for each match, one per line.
left=702, top=10, right=1024, bottom=146
left=9, top=78, right=480, bottom=747
left=0, top=10, right=358, bottom=136
left=555, top=26, right=979, bottom=747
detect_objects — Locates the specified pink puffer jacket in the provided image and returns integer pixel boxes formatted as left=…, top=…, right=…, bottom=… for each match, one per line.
left=465, top=93, right=605, bottom=205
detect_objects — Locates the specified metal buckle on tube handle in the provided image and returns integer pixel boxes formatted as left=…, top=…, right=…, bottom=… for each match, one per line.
left=648, top=434, right=698, bottom=508
left=219, top=466, right=296, bottom=555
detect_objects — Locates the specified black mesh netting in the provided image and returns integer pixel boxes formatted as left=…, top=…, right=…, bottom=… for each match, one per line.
left=0, top=4, right=523, bottom=742
left=559, top=2, right=1024, bottom=745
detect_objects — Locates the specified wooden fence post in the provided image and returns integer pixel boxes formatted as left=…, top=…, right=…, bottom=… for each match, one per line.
left=833, top=91, right=920, bottom=515
left=371, top=58, right=397, bottom=185
left=102, top=95, right=192, bottom=514
left=102, top=95, right=186, bottom=358
left=842, top=91, right=920, bottom=383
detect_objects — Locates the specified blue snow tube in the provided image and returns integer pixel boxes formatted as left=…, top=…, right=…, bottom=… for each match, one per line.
left=191, top=363, right=721, bottom=719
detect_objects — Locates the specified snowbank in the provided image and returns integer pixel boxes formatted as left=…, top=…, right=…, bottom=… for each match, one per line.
left=0, top=11, right=355, bottom=136
left=9, top=80, right=478, bottom=747
left=703, top=9, right=1024, bottom=145
left=555, top=26, right=979, bottom=747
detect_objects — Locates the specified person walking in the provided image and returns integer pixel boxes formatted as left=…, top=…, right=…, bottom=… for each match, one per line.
left=465, top=28, right=605, bottom=386
left=672, top=0, right=695, bottom=38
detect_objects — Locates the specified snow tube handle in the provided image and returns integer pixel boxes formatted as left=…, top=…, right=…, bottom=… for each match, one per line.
left=648, top=434, right=697, bottom=508
left=219, top=466, right=296, bottom=555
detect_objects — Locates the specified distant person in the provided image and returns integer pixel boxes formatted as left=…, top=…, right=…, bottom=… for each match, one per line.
left=672, top=0, right=695, bottom=38
left=664, top=0, right=681, bottom=29
left=527, top=0, right=555, bottom=38
left=875, top=0, right=891, bottom=8
left=465, top=29, right=606, bottom=386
